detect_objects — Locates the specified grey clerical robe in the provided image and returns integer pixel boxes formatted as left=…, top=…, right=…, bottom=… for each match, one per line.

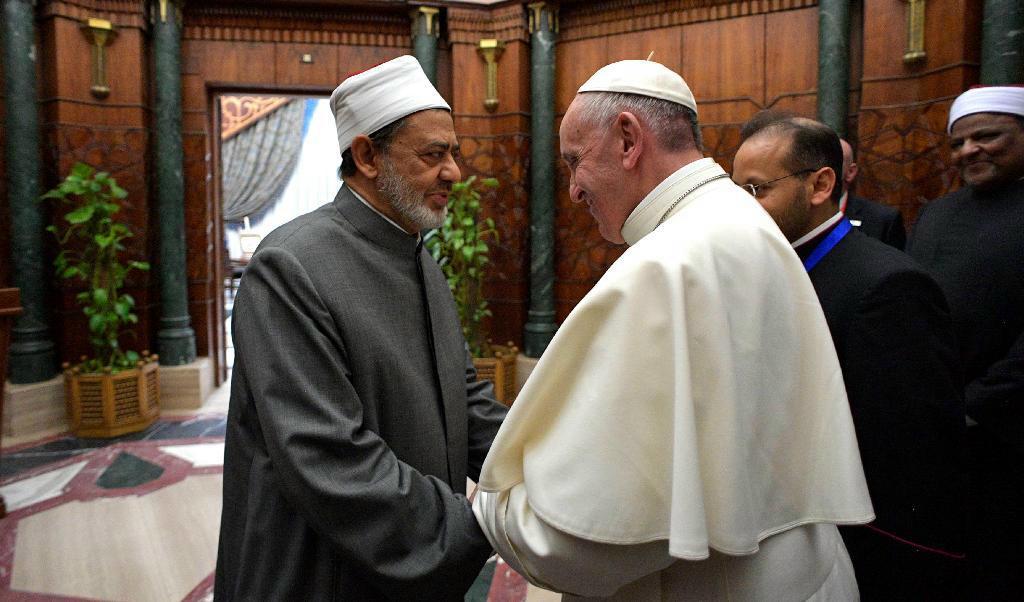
left=214, top=186, right=508, bottom=600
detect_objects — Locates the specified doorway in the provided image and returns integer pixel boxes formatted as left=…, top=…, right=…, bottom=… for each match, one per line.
left=216, top=94, right=341, bottom=375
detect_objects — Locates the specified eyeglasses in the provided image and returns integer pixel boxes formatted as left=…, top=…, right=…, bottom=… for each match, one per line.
left=738, top=168, right=817, bottom=198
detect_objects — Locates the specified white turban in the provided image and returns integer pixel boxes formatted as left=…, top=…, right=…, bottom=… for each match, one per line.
left=947, top=85, right=1024, bottom=133
left=330, top=55, right=450, bottom=153
left=578, top=59, right=698, bottom=117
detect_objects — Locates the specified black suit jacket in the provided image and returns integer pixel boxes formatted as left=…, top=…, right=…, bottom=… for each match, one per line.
left=807, top=229, right=965, bottom=554
left=846, top=194, right=906, bottom=250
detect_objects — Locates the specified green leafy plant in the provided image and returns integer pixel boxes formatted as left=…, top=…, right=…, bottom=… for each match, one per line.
left=425, top=175, right=500, bottom=357
left=40, top=162, right=150, bottom=373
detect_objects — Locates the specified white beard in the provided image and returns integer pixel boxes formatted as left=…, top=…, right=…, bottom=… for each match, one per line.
left=376, top=156, right=447, bottom=231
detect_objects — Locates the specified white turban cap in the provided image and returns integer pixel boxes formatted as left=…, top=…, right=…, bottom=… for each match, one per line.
left=330, top=55, right=450, bottom=153
left=578, top=59, right=698, bottom=117
left=947, top=85, right=1024, bottom=133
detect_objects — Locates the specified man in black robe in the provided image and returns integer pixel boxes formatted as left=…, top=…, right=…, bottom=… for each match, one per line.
left=907, top=85, right=1024, bottom=600
left=733, top=113, right=968, bottom=600
left=839, top=138, right=906, bottom=249
left=214, top=56, right=508, bottom=600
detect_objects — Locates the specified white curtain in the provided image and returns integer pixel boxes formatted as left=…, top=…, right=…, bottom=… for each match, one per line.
left=226, top=99, right=343, bottom=259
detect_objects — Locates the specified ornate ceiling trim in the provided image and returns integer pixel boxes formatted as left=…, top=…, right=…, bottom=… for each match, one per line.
left=449, top=3, right=528, bottom=45
left=559, top=0, right=818, bottom=41
left=183, top=4, right=409, bottom=45
left=41, top=0, right=147, bottom=29
left=219, top=96, right=292, bottom=140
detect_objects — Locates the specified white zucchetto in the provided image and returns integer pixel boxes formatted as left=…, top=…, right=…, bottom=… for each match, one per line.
left=330, top=55, right=450, bottom=153
left=947, top=85, right=1024, bottom=133
left=578, top=59, right=698, bottom=117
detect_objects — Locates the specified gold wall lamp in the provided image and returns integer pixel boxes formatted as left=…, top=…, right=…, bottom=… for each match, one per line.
left=903, top=0, right=927, bottom=63
left=82, top=18, right=117, bottom=99
left=478, top=39, right=504, bottom=113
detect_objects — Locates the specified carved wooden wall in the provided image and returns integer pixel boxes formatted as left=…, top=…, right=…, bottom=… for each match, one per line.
left=854, top=0, right=981, bottom=222
left=3, top=0, right=986, bottom=375
left=448, top=5, right=531, bottom=349
left=37, top=0, right=155, bottom=366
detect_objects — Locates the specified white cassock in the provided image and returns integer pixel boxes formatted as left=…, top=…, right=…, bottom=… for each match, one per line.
left=473, top=158, right=875, bottom=600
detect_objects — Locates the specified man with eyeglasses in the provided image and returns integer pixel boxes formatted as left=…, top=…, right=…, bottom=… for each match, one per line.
left=733, top=112, right=967, bottom=600
left=905, top=85, right=1024, bottom=599
left=215, top=56, right=508, bottom=600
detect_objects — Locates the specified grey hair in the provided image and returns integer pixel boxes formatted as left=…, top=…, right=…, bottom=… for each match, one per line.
left=573, top=91, right=702, bottom=152
left=338, top=116, right=409, bottom=178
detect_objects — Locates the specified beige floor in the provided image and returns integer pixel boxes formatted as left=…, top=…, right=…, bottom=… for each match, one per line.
left=4, top=375, right=559, bottom=601
left=13, top=474, right=222, bottom=601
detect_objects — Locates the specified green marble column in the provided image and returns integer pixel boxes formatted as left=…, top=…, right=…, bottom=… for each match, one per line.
left=981, top=0, right=1024, bottom=84
left=411, top=6, right=440, bottom=86
left=3, top=0, right=57, bottom=383
left=816, top=0, right=850, bottom=138
left=524, top=2, right=558, bottom=357
left=152, top=0, right=196, bottom=366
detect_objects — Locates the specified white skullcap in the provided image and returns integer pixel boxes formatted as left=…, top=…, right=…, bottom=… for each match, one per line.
left=578, top=59, right=698, bottom=117
left=947, top=85, right=1024, bottom=133
left=330, top=55, right=450, bottom=153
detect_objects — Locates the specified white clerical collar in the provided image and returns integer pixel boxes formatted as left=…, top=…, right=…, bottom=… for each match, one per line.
left=792, top=211, right=844, bottom=249
left=344, top=183, right=418, bottom=238
left=838, top=190, right=848, bottom=213
left=621, top=157, right=723, bottom=245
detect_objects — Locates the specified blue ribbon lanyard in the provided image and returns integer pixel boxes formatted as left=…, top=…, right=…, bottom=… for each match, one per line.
left=802, top=218, right=852, bottom=272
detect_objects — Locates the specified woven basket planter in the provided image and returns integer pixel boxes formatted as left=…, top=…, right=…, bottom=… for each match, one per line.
left=473, top=344, right=518, bottom=406
left=64, top=357, right=160, bottom=438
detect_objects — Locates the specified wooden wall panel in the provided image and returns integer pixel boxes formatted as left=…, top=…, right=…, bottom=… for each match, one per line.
left=449, top=4, right=531, bottom=349
left=274, top=44, right=339, bottom=87
left=37, top=2, right=155, bottom=367
left=681, top=15, right=765, bottom=124
left=856, top=0, right=982, bottom=224
left=764, top=8, right=817, bottom=116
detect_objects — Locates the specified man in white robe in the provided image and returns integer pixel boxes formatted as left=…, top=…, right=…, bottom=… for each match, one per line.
left=472, top=60, right=875, bottom=600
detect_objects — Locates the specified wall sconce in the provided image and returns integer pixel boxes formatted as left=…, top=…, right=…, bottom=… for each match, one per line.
left=478, top=39, right=504, bottom=113
left=81, top=18, right=117, bottom=99
left=903, top=0, right=926, bottom=63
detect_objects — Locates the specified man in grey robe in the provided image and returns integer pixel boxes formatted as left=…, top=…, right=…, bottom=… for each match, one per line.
left=214, top=56, right=508, bottom=600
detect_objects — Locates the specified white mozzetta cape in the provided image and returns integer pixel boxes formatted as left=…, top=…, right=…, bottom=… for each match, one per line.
left=476, top=159, right=873, bottom=569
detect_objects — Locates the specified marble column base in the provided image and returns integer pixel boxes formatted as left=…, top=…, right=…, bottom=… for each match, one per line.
left=158, top=356, right=214, bottom=411
left=3, top=375, right=66, bottom=441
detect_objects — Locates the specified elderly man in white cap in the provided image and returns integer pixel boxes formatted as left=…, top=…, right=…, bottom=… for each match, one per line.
left=472, top=60, right=874, bottom=600
left=907, top=85, right=1024, bottom=599
left=215, top=55, right=507, bottom=601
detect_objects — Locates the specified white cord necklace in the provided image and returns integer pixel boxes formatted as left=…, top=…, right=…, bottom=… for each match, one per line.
left=656, top=173, right=731, bottom=227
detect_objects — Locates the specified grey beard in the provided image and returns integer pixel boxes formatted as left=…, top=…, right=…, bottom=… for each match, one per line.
left=376, top=157, right=447, bottom=231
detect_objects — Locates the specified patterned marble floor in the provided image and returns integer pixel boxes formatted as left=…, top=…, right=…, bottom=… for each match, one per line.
left=0, top=385, right=553, bottom=601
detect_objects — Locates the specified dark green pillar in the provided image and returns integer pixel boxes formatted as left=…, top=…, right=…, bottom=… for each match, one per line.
left=152, top=0, right=195, bottom=366
left=411, top=6, right=440, bottom=86
left=981, top=0, right=1024, bottom=84
left=524, top=2, right=558, bottom=357
left=816, top=0, right=850, bottom=137
left=3, top=0, right=57, bottom=383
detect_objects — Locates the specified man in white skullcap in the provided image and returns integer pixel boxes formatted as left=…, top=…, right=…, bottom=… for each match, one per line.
left=472, top=59, right=874, bottom=600
left=215, top=55, right=507, bottom=600
left=907, top=84, right=1024, bottom=599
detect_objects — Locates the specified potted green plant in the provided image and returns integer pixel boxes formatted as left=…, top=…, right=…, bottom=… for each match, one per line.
left=426, top=175, right=517, bottom=404
left=41, top=162, right=160, bottom=437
